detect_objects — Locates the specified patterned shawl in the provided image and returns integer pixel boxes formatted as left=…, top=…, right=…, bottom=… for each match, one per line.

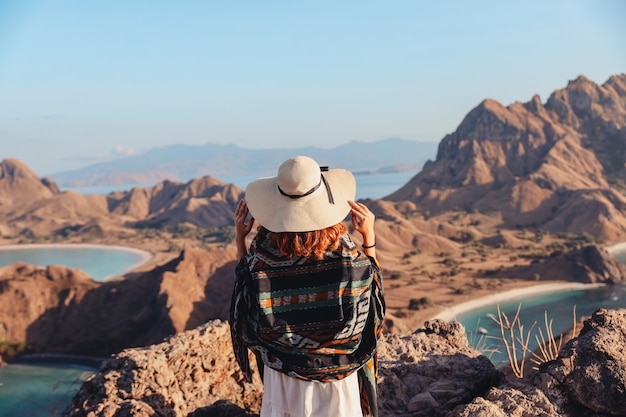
left=230, top=230, right=385, bottom=417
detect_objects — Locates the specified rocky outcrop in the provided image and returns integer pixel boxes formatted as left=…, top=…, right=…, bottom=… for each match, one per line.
left=61, top=309, right=626, bottom=417
left=386, top=74, right=626, bottom=241
left=109, top=176, right=242, bottom=228
left=60, top=321, right=264, bottom=417
left=0, top=247, right=237, bottom=357
left=450, top=308, right=626, bottom=417
left=498, top=244, right=626, bottom=284
left=60, top=319, right=501, bottom=417
left=376, top=320, right=502, bottom=416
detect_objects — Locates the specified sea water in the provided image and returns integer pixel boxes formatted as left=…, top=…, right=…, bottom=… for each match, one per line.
left=0, top=245, right=151, bottom=281
left=0, top=363, right=94, bottom=417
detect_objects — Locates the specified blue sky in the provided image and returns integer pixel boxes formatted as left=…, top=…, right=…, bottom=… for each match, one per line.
left=1, top=0, right=625, bottom=176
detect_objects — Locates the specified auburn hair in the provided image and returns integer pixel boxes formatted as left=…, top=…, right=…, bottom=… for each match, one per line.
left=265, top=223, right=348, bottom=260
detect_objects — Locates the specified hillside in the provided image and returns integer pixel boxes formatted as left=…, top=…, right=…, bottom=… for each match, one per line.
left=386, top=74, right=626, bottom=241
left=49, top=138, right=438, bottom=187
left=0, top=247, right=236, bottom=356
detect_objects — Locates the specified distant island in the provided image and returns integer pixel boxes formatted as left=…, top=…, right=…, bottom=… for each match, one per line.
left=48, top=138, right=438, bottom=187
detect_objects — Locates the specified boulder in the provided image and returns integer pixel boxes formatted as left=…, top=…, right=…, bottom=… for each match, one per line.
left=540, top=308, right=626, bottom=416
left=60, top=320, right=264, bottom=417
left=377, top=319, right=503, bottom=417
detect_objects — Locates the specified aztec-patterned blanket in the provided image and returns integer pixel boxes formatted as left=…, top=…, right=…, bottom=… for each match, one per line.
left=230, top=230, right=385, bottom=417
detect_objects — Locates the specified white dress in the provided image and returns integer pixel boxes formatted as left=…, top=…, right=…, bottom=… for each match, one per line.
left=260, top=367, right=364, bottom=417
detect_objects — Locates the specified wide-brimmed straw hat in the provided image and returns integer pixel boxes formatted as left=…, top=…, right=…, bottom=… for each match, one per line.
left=245, top=155, right=356, bottom=232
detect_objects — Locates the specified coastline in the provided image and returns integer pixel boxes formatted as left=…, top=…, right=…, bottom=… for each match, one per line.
left=605, top=242, right=626, bottom=254
left=433, top=282, right=607, bottom=322
left=0, top=243, right=154, bottom=280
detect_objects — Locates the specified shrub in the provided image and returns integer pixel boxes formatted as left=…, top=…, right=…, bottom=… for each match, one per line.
left=408, top=297, right=433, bottom=310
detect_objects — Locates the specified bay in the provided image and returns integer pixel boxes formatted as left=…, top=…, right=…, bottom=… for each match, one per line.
left=0, top=245, right=152, bottom=281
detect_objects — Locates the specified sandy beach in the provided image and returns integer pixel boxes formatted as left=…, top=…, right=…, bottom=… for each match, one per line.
left=433, top=282, right=607, bottom=322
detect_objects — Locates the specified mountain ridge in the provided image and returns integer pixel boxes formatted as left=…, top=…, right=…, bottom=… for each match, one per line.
left=386, top=73, right=626, bottom=241
left=49, top=138, right=438, bottom=187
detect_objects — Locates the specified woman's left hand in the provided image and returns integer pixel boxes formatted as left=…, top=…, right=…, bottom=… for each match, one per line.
left=235, top=199, right=254, bottom=258
left=235, top=199, right=254, bottom=237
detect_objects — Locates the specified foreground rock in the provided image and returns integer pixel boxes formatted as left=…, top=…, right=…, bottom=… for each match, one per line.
left=59, top=321, right=263, bottom=417
left=450, top=308, right=626, bottom=417
left=376, top=320, right=502, bottom=416
left=61, top=309, right=626, bottom=416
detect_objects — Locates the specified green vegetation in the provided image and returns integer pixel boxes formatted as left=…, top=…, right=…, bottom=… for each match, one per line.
left=408, top=297, right=433, bottom=310
left=402, top=249, right=421, bottom=259
left=0, top=337, right=28, bottom=357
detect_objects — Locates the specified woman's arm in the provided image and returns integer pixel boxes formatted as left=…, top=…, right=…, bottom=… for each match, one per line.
left=349, top=200, right=376, bottom=258
left=234, top=199, right=255, bottom=259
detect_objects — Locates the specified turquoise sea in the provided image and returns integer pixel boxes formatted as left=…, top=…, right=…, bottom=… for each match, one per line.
left=0, top=363, right=94, bottom=417
left=0, top=245, right=151, bottom=281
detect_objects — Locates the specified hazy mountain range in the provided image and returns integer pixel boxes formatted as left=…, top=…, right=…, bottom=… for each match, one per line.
left=50, top=138, right=439, bottom=187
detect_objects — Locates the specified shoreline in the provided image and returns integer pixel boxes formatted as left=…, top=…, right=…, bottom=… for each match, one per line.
left=0, top=243, right=154, bottom=280
left=605, top=242, right=626, bottom=254
left=433, top=282, right=607, bottom=322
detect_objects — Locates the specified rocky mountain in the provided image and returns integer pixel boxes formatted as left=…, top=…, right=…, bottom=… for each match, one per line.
left=60, top=309, right=626, bottom=417
left=0, top=160, right=243, bottom=238
left=386, top=74, right=626, bottom=241
left=0, top=158, right=60, bottom=207
left=49, top=138, right=438, bottom=187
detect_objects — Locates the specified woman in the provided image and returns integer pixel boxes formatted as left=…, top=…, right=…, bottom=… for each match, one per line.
left=230, top=155, right=385, bottom=417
